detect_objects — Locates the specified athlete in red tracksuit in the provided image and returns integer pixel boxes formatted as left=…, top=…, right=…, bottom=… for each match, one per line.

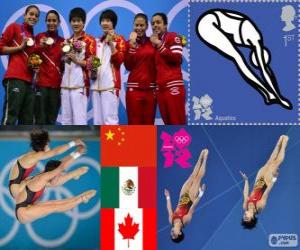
left=124, top=13, right=156, bottom=125
left=151, top=13, right=186, bottom=125
left=0, top=5, right=40, bottom=125
left=34, top=10, right=64, bottom=125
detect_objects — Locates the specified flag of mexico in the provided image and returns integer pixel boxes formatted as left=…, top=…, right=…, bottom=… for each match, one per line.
left=101, top=167, right=156, bottom=208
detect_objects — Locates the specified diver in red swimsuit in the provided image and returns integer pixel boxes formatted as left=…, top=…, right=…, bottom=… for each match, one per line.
left=9, top=128, right=85, bottom=200
left=164, top=149, right=209, bottom=243
left=15, top=145, right=96, bottom=224
left=240, top=135, right=289, bottom=229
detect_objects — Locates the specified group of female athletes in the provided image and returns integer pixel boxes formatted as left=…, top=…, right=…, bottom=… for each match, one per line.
left=0, top=5, right=186, bottom=125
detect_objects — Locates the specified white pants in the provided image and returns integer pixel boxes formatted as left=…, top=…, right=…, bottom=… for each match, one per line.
left=92, top=90, right=119, bottom=125
left=61, top=88, right=88, bottom=125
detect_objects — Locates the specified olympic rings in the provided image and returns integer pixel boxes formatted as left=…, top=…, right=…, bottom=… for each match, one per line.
left=174, top=135, right=190, bottom=144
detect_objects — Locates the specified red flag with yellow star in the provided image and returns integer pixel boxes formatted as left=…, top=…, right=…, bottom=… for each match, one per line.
left=101, top=126, right=156, bottom=167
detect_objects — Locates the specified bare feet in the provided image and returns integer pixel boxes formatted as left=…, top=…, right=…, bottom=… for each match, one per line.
left=80, top=190, right=96, bottom=203
left=73, top=166, right=89, bottom=180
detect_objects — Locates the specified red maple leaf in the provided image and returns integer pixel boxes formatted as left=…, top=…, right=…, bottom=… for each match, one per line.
left=118, top=213, right=139, bottom=248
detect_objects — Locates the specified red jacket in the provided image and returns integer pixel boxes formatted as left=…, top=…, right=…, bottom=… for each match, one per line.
left=0, top=22, right=35, bottom=83
left=35, top=32, right=64, bottom=88
left=154, top=32, right=183, bottom=89
left=124, top=36, right=156, bottom=89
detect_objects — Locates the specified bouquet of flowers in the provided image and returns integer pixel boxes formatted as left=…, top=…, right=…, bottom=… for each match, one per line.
left=87, top=56, right=101, bottom=80
left=180, top=35, right=187, bottom=47
left=28, top=53, right=43, bottom=90
left=72, top=40, right=84, bottom=53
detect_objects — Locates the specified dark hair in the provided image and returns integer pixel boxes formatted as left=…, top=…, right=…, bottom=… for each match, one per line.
left=171, top=230, right=185, bottom=243
left=30, top=129, right=50, bottom=152
left=152, top=12, right=168, bottom=25
left=134, top=13, right=148, bottom=24
left=69, top=7, right=86, bottom=23
left=99, top=9, right=118, bottom=28
left=45, top=160, right=61, bottom=172
left=46, top=10, right=60, bottom=22
left=25, top=5, right=40, bottom=15
left=241, top=216, right=258, bottom=230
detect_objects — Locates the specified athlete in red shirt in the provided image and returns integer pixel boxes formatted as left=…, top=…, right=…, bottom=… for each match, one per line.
left=34, top=10, right=64, bottom=125
left=150, top=13, right=186, bottom=125
left=164, top=149, right=208, bottom=243
left=0, top=5, right=40, bottom=125
left=241, top=135, right=289, bottom=229
left=124, top=13, right=156, bottom=125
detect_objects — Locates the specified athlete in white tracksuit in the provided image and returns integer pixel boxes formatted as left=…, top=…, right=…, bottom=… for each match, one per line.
left=91, top=10, right=126, bottom=125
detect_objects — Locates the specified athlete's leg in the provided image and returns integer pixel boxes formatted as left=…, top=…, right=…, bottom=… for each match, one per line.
left=92, top=91, right=102, bottom=125
left=252, top=41, right=292, bottom=109
left=16, top=190, right=96, bottom=224
left=179, top=149, right=208, bottom=196
left=61, top=89, right=73, bottom=125
left=50, top=167, right=89, bottom=187
left=101, top=90, right=119, bottom=125
left=71, top=88, right=88, bottom=125
left=189, top=149, right=208, bottom=200
left=255, top=135, right=288, bottom=182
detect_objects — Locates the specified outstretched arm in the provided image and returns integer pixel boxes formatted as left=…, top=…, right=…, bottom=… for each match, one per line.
left=42, top=145, right=87, bottom=186
left=164, top=189, right=173, bottom=224
left=240, top=171, right=249, bottom=210
left=35, top=139, right=85, bottom=161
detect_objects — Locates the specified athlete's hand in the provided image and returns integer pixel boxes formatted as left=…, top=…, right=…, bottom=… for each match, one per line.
left=20, top=37, right=29, bottom=50
left=106, top=30, right=115, bottom=44
left=40, top=37, right=47, bottom=47
left=67, top=52, right=77, bottom=63
left=150, top=34, right=161, bottom=46
left=77, top=145, right=87, bottom=155
left=129, top=32, right=137, bottom=47
left=164, top=189, right=170, bottom=198
left=240, top=171, right=248, bottom=180
left=75, top=139, right=85, bottom=147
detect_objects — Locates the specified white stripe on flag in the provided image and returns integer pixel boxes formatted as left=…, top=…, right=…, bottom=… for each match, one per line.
left=115, top=209, right=143, bottom=250
left=119, top=167, right=138, bottom=208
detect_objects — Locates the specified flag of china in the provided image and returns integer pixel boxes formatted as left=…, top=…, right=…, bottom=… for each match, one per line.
left=101, top=126, right=156, bottom=166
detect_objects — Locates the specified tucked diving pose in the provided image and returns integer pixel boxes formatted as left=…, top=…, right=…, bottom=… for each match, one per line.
left=240, top=135, right=288, bottom=229
left=196, top=9, right=292, bottom=110
left=14, top=145, right=96, bottom=224
left=164, top=149, right=208, bottom=243
left=8, top=128, right=85, bottom=200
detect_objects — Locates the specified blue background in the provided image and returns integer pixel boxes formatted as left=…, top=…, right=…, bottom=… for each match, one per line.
left=0, top=137, right=100, bottom=250
left=0, top=0, right=188, bottom=125
left=158, top=126, right=300, bottom=250
left=190, top=3, right=298, bottom=123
